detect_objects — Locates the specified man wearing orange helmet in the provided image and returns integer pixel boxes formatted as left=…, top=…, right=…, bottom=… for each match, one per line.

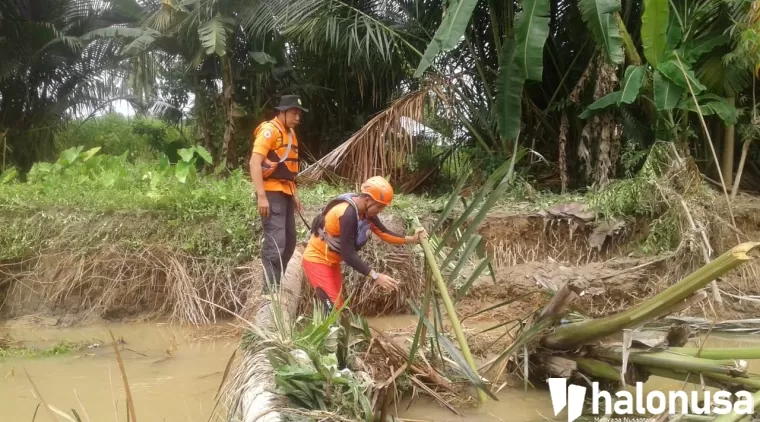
left=302, top=176, right=427, bottom=313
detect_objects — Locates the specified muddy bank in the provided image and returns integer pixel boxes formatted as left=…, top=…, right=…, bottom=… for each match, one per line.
left=0, top=212, right=421, bottom=327
left=3, top=197, right=760, bottom=327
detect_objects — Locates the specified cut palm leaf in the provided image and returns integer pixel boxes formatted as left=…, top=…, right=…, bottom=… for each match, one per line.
left=435, top=157, right=512, bottom=253
left=483, top=315, right=558, bottom=374
left=418, top=233, right=488, bottom=402
left=441, top=142, right=521, bottom=276
left=431, top=168, right=471, bottom=234
left=461, top=291, right=543, bottom=321
left=543, top=242, right=760, bottom=349
left=443, top=234, right=482, bottom=280
left=454, top=257, right=492, bottom=303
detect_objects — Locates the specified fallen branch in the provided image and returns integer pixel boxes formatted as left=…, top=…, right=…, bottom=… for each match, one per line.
left=223, top=247, right=305, bottom=422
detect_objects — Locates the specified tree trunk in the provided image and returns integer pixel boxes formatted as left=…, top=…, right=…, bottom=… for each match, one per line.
left=721, top=97, right=736, bottom=188
left=220, top=54, right=237, bottom=169
left=224, top=247, right=305, bottom=422
left=731, top=138, right=753, bottom=201
left=614, top=13, right=641, bottom=66
left=194, top=79, right=214, bottom=157
left=707, top=117, right=723, bottom=181
left=559, top=113, right=569, bottom=193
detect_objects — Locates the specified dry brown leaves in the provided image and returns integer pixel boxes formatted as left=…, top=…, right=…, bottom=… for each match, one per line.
left=299, top=87, right=450, bottom=190
left=0, top=245, right=252, bottom=325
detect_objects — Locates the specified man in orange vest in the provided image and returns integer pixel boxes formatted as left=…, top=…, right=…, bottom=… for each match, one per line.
left=302, top=176, right=427, bottom=313
left=250, top=94, right=307, bottom=295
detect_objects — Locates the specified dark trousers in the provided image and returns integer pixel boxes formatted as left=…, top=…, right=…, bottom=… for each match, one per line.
left=260, top=190, right=297, bottom=294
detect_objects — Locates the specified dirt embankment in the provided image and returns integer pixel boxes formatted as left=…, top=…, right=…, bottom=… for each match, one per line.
left=456, top=198, right=760, bottom=324
left=2, top=198, right=760, bottom=328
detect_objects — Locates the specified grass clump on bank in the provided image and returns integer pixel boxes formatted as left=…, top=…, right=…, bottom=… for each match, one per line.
left=0, top=338, right=85, bottom=359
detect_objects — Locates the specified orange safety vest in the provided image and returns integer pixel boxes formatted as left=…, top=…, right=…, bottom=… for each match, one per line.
left=253, top=118, right=299, bottom=181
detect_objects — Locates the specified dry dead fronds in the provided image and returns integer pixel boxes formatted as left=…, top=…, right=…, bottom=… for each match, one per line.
left=299, top=88, right=448, bottom=189
left=353, top=327, right=465, bottom=416
left=442, top=210, right=637, bottom=270
left=298, top=243, right=424, bottom=317
left=0, top=245, right=253, bottom=326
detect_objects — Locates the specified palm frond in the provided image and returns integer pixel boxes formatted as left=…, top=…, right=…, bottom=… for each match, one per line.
left=198, top=15, right=233, bottom=56
left=271, top=0, right=419, bottom=66
left=299, top=87, right=432, bottom=185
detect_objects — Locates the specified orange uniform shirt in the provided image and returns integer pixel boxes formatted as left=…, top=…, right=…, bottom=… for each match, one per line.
left=252, top=118, right=298, bottom=195
left=303, top=202, right=405, bottom=267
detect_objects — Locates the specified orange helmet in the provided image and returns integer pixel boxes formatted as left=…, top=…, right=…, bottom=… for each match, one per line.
left=361, top=176, right=394, bottom=205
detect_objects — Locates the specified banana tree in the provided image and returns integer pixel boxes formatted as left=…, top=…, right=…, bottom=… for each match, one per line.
left=407, top=0, right=632, bottom=181
left=578, top=0, right=741, bottom=148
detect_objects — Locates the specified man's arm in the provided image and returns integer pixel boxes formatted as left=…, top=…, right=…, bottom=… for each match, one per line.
left=338, top=211, right=372, bottom=275
left=250, top=153, right=267, bottom=195
left=251, top=127, right=273, bottom=217
left=369, top=216, right=407, bottom=245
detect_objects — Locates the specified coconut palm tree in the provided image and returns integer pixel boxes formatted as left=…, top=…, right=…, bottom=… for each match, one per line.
left=0, top=0, right=158, bottom=171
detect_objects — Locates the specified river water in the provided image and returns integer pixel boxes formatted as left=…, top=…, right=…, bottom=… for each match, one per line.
left=1, top=319, right=759, bottom=422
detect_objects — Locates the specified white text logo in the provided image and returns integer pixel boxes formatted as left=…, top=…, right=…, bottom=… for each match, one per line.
left=547, top=378, right=754, bottom=422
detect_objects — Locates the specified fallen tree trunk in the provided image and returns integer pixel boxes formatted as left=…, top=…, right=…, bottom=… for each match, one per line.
left=224, top=246, right=305, bottom=422
left=543, top=242, right=760, bottom=349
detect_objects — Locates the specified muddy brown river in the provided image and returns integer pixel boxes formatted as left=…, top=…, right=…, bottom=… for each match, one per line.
left=2, top=318, right=759, bottom=422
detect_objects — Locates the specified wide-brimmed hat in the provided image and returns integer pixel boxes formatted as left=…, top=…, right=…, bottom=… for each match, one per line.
left=274, top=95, right=309, bottom=112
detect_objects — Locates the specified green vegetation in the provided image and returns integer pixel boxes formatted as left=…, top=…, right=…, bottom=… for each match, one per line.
left=4, top=0, right=759, bottom=196
left=54, top=114, right=191, bottom=162
left=0, top=139, right=438, bottom=262
left=242, top=305, right=375, bottom=422
left=0, top=341, right=85, bottom=359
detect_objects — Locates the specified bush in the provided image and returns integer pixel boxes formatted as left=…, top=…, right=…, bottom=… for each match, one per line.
left=54, top=113, right=190, bottom=162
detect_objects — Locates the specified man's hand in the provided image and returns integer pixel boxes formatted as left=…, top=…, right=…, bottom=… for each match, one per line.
left=375, top=273, right=399, bottom=291
left=258, top=196, right=270, bottom=218
left=406, top=227, right=428, bottom=244
left=294, top=194, right=303, bottom=214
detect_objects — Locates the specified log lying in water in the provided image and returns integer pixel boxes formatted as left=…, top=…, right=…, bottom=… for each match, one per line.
left=225, top=246, right=305, bottom=422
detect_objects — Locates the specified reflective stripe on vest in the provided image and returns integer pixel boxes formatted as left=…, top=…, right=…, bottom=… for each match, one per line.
left=255, top=118, right=299, bottom=181
left=316, top=194, right=372, bottom=254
